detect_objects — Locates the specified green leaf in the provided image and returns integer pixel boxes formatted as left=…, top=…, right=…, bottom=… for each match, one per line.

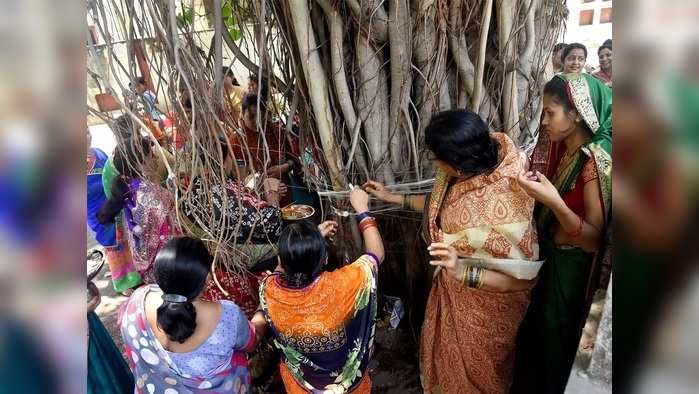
left=222, top=3, right=232, bottom=19
left=176, top=7, right=194, bottom=28
left=229, top=27, right=241, bottom=41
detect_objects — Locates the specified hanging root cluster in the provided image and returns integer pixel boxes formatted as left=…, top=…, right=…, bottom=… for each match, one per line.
left=86, top=0, right=565, bottom=277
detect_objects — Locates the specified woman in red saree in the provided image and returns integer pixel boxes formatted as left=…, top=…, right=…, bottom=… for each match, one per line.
left=364, top=109, right=541, bottom=393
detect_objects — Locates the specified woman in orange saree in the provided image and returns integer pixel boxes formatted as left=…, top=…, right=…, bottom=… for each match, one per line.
left=364, top=109, right=541, bottom=393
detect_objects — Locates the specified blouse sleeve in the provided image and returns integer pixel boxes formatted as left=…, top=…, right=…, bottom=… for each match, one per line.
left=582, top=158, right=599, bottom=184
left=225, top=302, right=256, bottom=352
left=207, top=182, right=282, bottom=243
left=186, top=178, right=282, bottom=243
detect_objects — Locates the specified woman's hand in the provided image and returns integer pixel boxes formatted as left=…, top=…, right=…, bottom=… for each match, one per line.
left=427, top=243, right=463, bottom=280
left=349, top=187, right=370, bottom=213
left=428, top=242, right=534, bottom=292
left=517, top=170, right=562, bottom=207
left=278, top=182, right=288, bottom=198
left=318, top=221, right=338, bottom=238
left=362, top=181, right=402, bottom=205
left=262, top=178, right=282, bottom=205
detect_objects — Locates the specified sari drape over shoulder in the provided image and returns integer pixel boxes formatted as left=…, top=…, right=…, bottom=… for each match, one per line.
left=87, top=148, right=115, bottom=247
left=120, top=285, right=254, bottom=393
left=259, top=255, right=379, bottom=393
left=91, top=150, right=141, bottom=292
left=512, top=73, right=612, bottom=394
left=420, top=132, right=539, bottom=394
left=123, top=179, right=179, bottom=282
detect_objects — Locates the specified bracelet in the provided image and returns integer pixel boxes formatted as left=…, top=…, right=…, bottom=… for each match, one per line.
left=465, top=266, right=483, bottom=288
left=461, top=266, right=470, bottom=286
left=359, top=223, right=378, bottom=233
left=359, top=217, right=377, bottom=230
left=402, top=195, right=410, bottom=210
left=565, top=215, right=584, bottom=237
left=356, top=211, right=372, bottom=223
left=359, top=217, right=378, bottom=232
left=476, top=268, right=484, bottom=289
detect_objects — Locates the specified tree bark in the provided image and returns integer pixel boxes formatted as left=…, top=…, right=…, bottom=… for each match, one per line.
left=388, top=0, right=412, bottom=174
left=355, top=33, right=393, bottom=182
left=288, top=0, right=345, bottom=188
left=498, top=0, right=521, bottom=138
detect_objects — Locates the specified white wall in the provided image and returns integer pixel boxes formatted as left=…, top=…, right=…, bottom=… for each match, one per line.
left=563, top=0, right=613, bottom=69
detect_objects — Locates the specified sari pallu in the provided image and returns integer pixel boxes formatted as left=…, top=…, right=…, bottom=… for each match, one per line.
left=123, top=178, right=179, bottom=281
left=88, top=311, right=134, bottom=394
left=120, top=286, right=252, bottom=393
left=420, top=133, right=540, bottom=394
left=512, top=73, right=612, bottom=394
left=89, top=149, right=142, bottom=292
left=87, top=148, right=115, bottom=246
left=259, top=255, right=378, bottom=393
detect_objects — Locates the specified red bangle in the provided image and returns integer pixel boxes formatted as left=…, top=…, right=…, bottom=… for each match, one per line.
left=360, top=223, right=377, bottom=233
left=359, top=218, right=377, bottom=232
left=565, top=215, right=584, bottom=237
left=359, top=219, right=376, bottom=231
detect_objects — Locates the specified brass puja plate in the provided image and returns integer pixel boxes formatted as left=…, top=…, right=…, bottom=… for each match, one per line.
left=281, top=204, right=315, bottom=220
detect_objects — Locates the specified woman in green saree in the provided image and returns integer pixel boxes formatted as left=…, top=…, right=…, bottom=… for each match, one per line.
left=511, top=73, right=612, bottom=393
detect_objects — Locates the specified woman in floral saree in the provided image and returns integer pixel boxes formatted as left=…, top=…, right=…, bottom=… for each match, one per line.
left=364, top=109, right=541, bottom=393
left=98, top=137, right=178, bottom=284
left=511, top=73, right=612, bottom=393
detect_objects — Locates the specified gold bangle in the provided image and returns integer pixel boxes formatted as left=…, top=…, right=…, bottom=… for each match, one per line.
left=476, top=267, right=484, bottom=289
left=461, top=266, right=469, bottom=285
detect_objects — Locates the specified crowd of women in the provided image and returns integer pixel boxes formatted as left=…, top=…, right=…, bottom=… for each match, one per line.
left=552, top=40, right=613, bottom=87
left=87, top=48, right=612, bottom=393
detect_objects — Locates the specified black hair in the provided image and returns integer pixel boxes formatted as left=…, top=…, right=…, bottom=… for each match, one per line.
left=543, top=76, right=592, bottom=134
left=553, top=42, right=567, bottom=53
left=278, top=220, right=327, bottom=288
left=111, top=115, right=137, bottom=141
left=136, top=76, right=147, bottom=85
left=603, top=39, right=612, bottom=47
left=598, top=44, right=612, bottom=55
left=97, top=138, right=152, bottom=224
left=154, top=237, right=212, bottom=343
left=182, top=96, right=193, bottom=110
left=424, top=109, right=500, bottom=175
left=562, top=43, right=588, bottom=62
left=543, top=76, right=574, bottom=112
left=241, top=93, right=262, bottom=113
left=222, top=67, right=239, bottom=86
left=199, top=138, right=230, bottom=173
left=247, top=74, right=269, bottom=102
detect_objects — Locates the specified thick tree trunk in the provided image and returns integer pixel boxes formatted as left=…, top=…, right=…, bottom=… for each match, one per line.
left=287, top=0, right=345, bottom=188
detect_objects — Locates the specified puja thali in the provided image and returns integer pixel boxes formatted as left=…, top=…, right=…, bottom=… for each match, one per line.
left=281, top=204, right=315, bottom=221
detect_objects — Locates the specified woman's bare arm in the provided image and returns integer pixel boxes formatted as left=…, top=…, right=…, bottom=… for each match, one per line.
left=551, top=177, right=604, bottom=252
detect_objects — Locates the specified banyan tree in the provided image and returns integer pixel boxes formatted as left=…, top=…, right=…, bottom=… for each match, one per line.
left=87, top=0, right=565, bottom=334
